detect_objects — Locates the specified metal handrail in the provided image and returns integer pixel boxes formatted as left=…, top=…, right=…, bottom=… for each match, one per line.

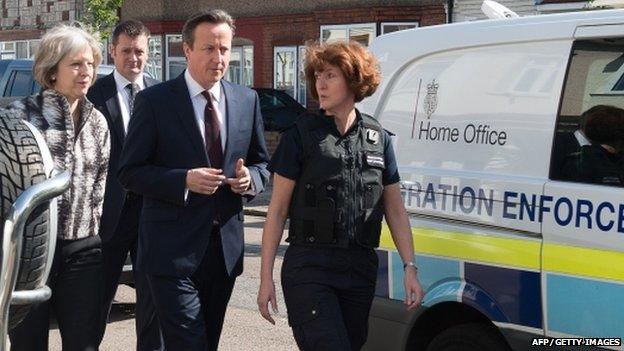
left=0, top=170, right=70, bottom=350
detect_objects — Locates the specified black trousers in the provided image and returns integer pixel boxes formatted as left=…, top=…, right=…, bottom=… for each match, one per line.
left=96, top=197, right=163, bottom=351
left=9, top=235, right=103, bottom=351
left=146, top=229, right=236, bottom=351
left=281, top=244, right=378, bottom=351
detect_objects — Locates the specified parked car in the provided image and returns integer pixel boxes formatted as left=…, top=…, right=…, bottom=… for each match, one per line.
left=0, top=59, right=125, bottom=106
left=253, top=88, right=306, bottom=131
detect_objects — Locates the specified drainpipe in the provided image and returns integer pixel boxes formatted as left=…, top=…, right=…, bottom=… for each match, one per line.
left=447, top=0, right=454, bottom=23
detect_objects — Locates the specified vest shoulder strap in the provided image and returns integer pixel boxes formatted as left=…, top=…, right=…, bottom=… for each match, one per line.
left=360, top=112, right=382, bottom=132
left=295, top=113, right=326, bottom=160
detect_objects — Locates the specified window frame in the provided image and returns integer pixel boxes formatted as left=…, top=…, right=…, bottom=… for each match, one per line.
left=320, top=23, right=377, bottom=45
left=380, top=22, right=419, bottom=35
left=147, top=35, right=164, bottom=81
left=273, top=45, right=306, bottom=107
left=0, top=40, right=40, bottom=59
left=226, top=45, right=254, bottom=87
left=165, top=34, right=186, bottom=80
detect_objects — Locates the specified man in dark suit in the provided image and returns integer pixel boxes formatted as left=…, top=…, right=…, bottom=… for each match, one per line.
left=88, top=20, right=164, bottom=351
left=118, top=10, right=270, bottom=351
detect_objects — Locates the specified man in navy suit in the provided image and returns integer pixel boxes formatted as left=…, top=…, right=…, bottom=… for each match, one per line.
left=118, top=10, right=270, bottom=351
left=88, top=20, right=164, bottom=351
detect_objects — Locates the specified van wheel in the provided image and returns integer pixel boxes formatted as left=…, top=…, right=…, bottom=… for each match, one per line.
left=0, top=108, right=51, bottom=330
left=425, top=323, right=511, bottom=351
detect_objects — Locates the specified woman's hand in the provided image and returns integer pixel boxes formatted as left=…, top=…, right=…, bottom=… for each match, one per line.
left=257, top=278, right=279, bottom=325
left=404, top=266, right=424, bottom=310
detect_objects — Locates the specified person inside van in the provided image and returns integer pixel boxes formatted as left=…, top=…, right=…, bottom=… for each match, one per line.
left=562, top=105, right=624, bottom=186
left=257, top=40, right=423, bottom=350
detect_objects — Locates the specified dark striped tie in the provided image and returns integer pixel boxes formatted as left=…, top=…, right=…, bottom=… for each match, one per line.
left=201, top=91, right=223, bottom=168
left=126, top=82, right=139, bottom=115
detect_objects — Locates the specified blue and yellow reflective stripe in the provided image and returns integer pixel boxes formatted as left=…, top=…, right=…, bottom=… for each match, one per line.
left=379, top=226, right=540, bottom=270
left=543, top=243, right=624, bottom=282
left=380, top=226, right=624, bottom=283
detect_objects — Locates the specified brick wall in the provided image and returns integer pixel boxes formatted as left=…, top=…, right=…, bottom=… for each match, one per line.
left=140, top=3, right=446, bottom=157
left=1, top=0, right=81, bottom=31
left=236, top=4, right=446, bottom=112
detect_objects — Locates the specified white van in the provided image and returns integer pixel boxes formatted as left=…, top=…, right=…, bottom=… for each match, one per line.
left=359, top=9, right=624, bottom=351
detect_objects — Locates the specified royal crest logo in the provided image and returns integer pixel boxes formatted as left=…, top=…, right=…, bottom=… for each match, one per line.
left=423, top=79, right=439, bottom=119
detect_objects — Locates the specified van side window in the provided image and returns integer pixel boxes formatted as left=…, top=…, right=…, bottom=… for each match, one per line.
left=7, top=70, right=33, bottom=97
left=550, top=38, right=624, bottom=187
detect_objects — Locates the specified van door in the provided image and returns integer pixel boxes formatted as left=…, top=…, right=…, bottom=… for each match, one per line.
left=544, top=35, right=624, bottom=341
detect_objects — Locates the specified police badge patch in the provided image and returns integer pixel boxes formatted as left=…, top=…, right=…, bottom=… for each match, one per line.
left=366, top=129, right=379, bottom=144
left=364, top=153, right=385, bottom=168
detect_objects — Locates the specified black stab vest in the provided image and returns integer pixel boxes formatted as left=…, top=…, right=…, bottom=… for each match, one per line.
left=287, top=112, right=387, bottom=249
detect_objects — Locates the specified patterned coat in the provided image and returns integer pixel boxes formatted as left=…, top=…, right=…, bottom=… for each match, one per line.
left=8, top=90, right=111, bottom=240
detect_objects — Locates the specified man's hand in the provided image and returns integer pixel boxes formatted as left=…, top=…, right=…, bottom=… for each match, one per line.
left=224, top=158, right=251, bottom=194
left=186, top=168, right=226, bottom=195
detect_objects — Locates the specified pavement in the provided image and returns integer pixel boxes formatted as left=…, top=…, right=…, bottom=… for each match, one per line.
left=244, top=180, right=271, bottom=216
left=49, top=183, right=288, bottom=350
left=49, top=213, right=296, bottom=350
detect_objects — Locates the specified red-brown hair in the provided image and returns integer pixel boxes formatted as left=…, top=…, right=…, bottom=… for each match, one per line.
left=304, top=40, right=380, bottom=103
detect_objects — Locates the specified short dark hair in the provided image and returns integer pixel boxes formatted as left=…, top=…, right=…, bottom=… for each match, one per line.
left=582, top=105, right=624, bottom=145
left=304, top=41, right=380, bottom=103
left=112, top=20, right=150, bottom=45
left=182, top=9, right=235, bottom=48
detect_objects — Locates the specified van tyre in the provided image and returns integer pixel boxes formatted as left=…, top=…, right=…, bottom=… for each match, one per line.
left=0, top=109, right=50, bottom=330
left=426, top=323, right=511, bottom=351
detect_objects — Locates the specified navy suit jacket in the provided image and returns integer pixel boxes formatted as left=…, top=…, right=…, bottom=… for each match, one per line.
left=88, top=72, right=159, bottom=243
left=118, top=73, right=270, bottom=277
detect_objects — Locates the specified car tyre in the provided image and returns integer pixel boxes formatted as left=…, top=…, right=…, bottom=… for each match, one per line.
left=0, top=108, right=51, bottom=330
left=425, top=323, right=511, bottom=351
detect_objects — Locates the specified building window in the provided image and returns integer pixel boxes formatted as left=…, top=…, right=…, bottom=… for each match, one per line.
left=298, top=46, right=306, bottom=107
left=226, top=45, right=253, bottom=87
left=147, top=36, right=163, bottom=81
left=165, top=35, right=252, bottom=85
left=274, top=46, right=306, bottom=106
left=320, top=23, right=377, bottom=47
left=1, top=42, right=16, bottom=59
left=536, top=2, right=587, bottom=14
left=0, top=40, right=40, bottom=59
left=99, top=38, right=109, bottom=65
left=28, top=40, right=40, bottom=58
left=166, top=35, right=186, bottom=80
left=381, top=22, right=419, bottom=35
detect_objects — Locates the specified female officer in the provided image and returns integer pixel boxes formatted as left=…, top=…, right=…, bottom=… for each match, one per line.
left=257, top=40, right=423, bottom=350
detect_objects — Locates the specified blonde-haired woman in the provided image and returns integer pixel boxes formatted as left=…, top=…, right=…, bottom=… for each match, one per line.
left=258, top=41, right=423, bottom=350
left=7, top=24, right=109, bottom=351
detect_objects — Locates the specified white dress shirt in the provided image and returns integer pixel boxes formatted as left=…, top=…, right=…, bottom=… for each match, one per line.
left=114, top=70, right=145, bottom=133
left=184, top=69, right=227, bottom=151
left=183, top=70, right=255, bottom=200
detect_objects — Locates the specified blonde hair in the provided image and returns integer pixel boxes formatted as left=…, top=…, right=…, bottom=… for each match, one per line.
left=33, top=24, right=102, bottom=89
